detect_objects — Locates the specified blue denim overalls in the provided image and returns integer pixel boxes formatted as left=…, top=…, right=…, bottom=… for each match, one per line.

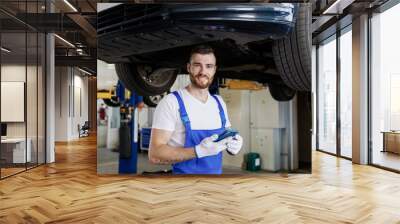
left=172, top=91, right=227, bottom=174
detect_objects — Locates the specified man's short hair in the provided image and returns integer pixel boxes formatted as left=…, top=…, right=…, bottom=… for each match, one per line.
left=189, top=45, right=215, bottom=62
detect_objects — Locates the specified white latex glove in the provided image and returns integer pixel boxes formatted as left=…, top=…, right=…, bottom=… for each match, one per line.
left=195, top=134, right=229, bottom=158
left=226, top=134, right=243, bottom=155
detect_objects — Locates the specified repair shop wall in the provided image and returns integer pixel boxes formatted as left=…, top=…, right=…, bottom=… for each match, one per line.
left=249, top=89, right=290, bottom=171
left=220, top=88, right=290, bottom=171
left=220, top=89, right=251, bottom=169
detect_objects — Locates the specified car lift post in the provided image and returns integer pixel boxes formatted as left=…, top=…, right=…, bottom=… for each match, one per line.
left=116, top=81, right=142, bottom=174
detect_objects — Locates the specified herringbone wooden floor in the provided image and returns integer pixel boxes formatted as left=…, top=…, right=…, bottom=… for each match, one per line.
left=1, top=135, right=400, bottom=223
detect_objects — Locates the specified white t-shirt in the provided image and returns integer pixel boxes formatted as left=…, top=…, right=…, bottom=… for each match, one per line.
left=152, top=88, right=231, bottom=147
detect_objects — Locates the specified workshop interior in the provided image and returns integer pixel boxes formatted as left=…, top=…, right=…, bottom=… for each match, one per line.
left=96, top=2, right=312, bottom=175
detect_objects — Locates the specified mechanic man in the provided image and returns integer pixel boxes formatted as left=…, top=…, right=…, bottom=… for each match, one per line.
left=149, top=45, right=243, bottom=174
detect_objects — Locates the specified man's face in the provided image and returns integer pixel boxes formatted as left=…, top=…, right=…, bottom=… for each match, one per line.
left=187, top=53, right=217, bottom=89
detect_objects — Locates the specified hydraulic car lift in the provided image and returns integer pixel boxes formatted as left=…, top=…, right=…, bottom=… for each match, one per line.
left=115, top=81, right=143, bottom=174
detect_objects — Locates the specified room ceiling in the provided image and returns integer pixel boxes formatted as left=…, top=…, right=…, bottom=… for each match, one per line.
left=1, top=0, right=98, bottom=73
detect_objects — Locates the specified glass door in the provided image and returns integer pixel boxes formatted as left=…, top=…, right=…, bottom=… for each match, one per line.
left=0, top=0, right=47, bottom=179
left=1, top=30, right=28, bottom=178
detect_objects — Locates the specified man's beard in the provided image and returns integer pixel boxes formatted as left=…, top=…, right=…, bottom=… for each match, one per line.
left=190, top=74, right=214, bottom=89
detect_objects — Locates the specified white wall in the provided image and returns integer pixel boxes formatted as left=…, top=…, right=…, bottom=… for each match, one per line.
left=72, top=73, right=89, bottom=138
left=1, top=64, right=26, bottom=80
left=55, top=67, right=68, bottom=141
left=1, top=63, right=46, bottom=163
left=55, top=67, right=89, bottom=141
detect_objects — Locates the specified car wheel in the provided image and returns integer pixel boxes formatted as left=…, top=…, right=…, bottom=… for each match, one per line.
left=272, top=4, right=311, bottom=91
left=143, top=94, right=166, bottom=107
left=103, top=96, right=120, bottom=107
left=268, top=84, right=296, bottom=101
left=115, top=63, right=178, bottom=96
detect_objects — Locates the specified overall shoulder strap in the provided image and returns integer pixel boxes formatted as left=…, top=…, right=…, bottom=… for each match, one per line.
left=172, top=91, right=192, bottom=131
left=211, top=95, right=226, bottom=128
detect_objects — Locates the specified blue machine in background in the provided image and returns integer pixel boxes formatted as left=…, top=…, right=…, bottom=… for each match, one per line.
left=115, top=81, right=143, bottom=174
left=140, top=128, right=152, bottom=150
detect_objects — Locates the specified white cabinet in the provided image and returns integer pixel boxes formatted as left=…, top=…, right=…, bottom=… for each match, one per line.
left=249, top=89, right=290, bottom=171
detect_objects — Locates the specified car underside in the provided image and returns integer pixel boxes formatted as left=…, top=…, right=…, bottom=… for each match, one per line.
left=98, top=3, right=311, bottom=102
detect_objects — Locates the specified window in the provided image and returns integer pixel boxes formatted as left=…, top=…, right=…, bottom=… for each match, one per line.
left=317, top=36, right=337, bottom=155
left=370, top=3, right=400, bottom=171
left=339, top=28, right=352, bottom=158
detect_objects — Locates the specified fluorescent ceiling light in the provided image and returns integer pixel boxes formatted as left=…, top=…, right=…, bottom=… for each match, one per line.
left=63, top=0, right=78, bottom=12
left=1, top=47, right=11, bottom=53
left=98, top=3, right=122, bottom=12
left=322, top=0, right=355, bottom=15
left=54, top=34, right=75, bottom=48
left=78, top=67, right=93, bottom=76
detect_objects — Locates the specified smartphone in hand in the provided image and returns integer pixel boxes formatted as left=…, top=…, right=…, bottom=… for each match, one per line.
left=215, top=128, right=239, bottom=142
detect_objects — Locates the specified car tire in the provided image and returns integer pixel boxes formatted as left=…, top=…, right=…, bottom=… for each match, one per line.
left=272, top=4, right=311, bottom=91
left=103, top=97, right=120, bottom=107
left=143, top=94, right=166, bottom=107
left=269, top=84, right=296, bottom=101
left=115, top=63, right=178, bottom=96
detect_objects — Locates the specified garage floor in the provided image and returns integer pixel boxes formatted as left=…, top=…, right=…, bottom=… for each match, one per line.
left=1, top=135, right=399, bottom=223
